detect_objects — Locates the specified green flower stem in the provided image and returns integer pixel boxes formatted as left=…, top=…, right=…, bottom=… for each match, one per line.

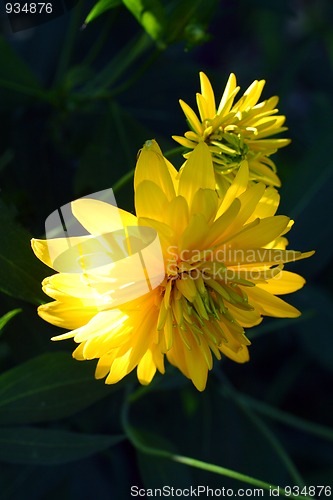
left=219, top=381, right=306, bottom=488
left=173, top=456, right=311, bottom=499
left=0, top=309, right=22, bottom=335
left=122, top=392, right=311, bottom=500
left=163, top=146, right=186, bottom=158
left=112, top=169, right=134, bottom=194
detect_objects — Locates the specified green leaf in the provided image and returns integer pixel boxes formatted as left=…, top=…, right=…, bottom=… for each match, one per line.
left=0, top=199, right=47, bottom=304
left=0, top=36, right=47, bottom=102
left=0, top=426, right=124, bottom=465
left=0, top=352, right=122, bottom=425
left=0, top=309, right=22, bottom=335
left=122, top=0, right=166, bottom=46
left=84, top=0, right=122, bottom=25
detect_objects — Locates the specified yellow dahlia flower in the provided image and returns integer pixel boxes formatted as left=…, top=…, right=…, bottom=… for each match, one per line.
left=31, top=140, right=312, bottom=391
left=173, top=72, right=290, bottom=192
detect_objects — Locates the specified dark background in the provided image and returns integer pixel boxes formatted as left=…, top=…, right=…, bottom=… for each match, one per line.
left=0, top=0, right=332, bottom=498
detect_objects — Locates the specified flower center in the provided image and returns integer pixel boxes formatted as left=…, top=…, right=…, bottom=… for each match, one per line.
left=209, top=133, right=249, bottom=175
left=155, top=257, right=254, bottom=351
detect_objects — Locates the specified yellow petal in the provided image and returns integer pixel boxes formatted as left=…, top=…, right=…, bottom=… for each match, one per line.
left=246, top=138, right=290, bottom=151
left=134, top=139, right=176, bottom=200
left=183, top=339, right=209, bottom=391
left=223, top=248, right=310, bottom=267
left=231, top=182, right=266, bottom=230
left=220, top=343, right=249, bottom=363
left=246, top=285, right=301, bottom=317
left=179, top=99, right=203, bottom=135
left=228, top=304, right=263, bottom=327
left=42, top=273, right=103, bottom=301
left=39, top=299, right=98, bottom=330
left=248, top=186, right=280, bottom=221
left=83, top=246, right=164, bottom=309
left=217, top=73, right=238, bottom=115
left=166, top=331, right=190, bottom=379
left=178, top=141, right=215, bottom=207
left=256, top=271, right=306, bottom=295
left=31, top=236, right=97, bottom=271
left=137, top=348, right=158, bottom=385
left=179, top=213, right=209, bottom=253
left=233, top=79, right=264, bottom=113
left=196, top=93, right=211, bottom=122
left=191, top=188, right=218, bottom=222
left=72, top=198, right=138, bottom=236
left=105, top=306, right=156, bottom=384
left=69, top=309, right=128, bottom=343
left=95, top=353, right=115, bottom=379
left=135, top=180, right=169, bottom=220
left=227, top=215, right=290, bottom=248
left=172, top=135, right=198, bottom=149
left=203, top=198, right=241, bottom=248
left=138, top=216, right=176, bottom=254
left=199, top=72, right=216, bottom=117
left=217, top=160, right=249, bottom=215
left=164, top=195, right=189, bottom=238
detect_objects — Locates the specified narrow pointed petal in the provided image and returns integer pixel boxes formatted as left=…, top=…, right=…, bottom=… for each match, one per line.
left=217, top=160, right=249, bottom=215
left=227, top=215, right=290, bottom=248
left=199, top=72, right=216, bottom=117
left=196, top=93, right=211, bottom=122
left=219, top=343, right=249, bottom=363
left=246, top=286, right=301, bottom=317
left=137, top=348, right=158, bottom=385
left=178, top=141, right=215, bottom=207
left=31, top=236, right=96, bottom=271
left=39, top=299, right=98, bottom=330
left=203, top=199, right=241, bottom=248
left=179, top=99, right=203, bottom=135
left=217, top=73, right=238, bottom=114
left=179, top=213, right=209, bottom=253
left=134, top=139, right=176, bottom=200
left=248, top=186, right=280, bottom=221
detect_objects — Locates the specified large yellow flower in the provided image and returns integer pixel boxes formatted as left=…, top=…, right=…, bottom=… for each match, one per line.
left=173, top=72, right=290, bottom=192
left=31, top=140, right=312, bottom=391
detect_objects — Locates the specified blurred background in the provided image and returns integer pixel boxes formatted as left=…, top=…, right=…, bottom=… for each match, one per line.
left=0, top=0, right=332, bottom=498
